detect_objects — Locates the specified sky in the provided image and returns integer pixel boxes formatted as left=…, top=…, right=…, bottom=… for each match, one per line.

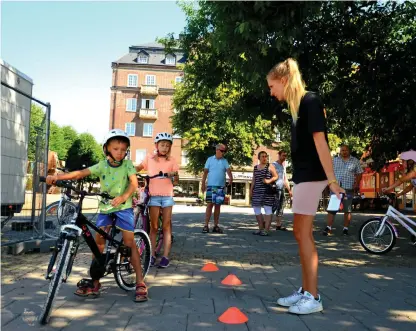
left=1, top=0, right=187, bottom=142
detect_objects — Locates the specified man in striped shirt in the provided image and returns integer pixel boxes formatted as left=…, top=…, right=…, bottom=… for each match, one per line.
left=323, top=145, right=363, bottom=236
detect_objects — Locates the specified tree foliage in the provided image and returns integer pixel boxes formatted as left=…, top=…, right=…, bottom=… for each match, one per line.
left=66, top=133, right=103, bottom=171
left=166, top=0, right=416, bottom=171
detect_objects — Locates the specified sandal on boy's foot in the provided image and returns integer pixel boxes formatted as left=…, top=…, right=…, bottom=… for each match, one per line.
left=212, top=225, right=223, bottom=234
left=135, top=282, right=148, bottom=302
left=202, top=225, right=209, bottom=233
left=260, top=230, right=269, bottom=236
left=74, top=279, right=101, bottom=297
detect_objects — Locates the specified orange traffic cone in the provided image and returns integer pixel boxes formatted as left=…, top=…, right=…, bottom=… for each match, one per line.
left=201, top=262, right=219, bottom=272
left=218, top=307, right=248, bottom=324
left=221, top=274, right=242, bottom=286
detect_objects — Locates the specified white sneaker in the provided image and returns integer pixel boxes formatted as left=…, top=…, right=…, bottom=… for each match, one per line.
left=288, top=291, right=323, bottom=315
left=277, top=287, right=303, bottom=307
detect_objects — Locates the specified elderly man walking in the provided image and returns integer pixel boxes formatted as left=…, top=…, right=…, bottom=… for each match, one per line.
left=201, top=144, right=233, bottom=233
left=323, top=144, right=363, bottom=236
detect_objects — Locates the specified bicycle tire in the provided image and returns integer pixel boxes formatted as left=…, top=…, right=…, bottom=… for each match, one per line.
left=39, top=239, right=73, bottom=325
left=114, top=230, right=151, bottom=291
left=57, top=200, right=77, bottom=224
left=359, top=218, right=396, bottom=254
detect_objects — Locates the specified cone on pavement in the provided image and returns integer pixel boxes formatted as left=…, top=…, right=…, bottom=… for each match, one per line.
left=218, top=307, right=248, bottom=324
left=221, top=274, right=242, bottom=286
left=201, top=262, right=219, bottom=272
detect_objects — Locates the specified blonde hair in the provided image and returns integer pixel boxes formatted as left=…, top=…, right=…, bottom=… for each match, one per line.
left=267, top=58, right=306, bottom=123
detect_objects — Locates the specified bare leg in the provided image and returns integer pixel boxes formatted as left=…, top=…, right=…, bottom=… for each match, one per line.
left=204, top=203, right=214, bottom=226
left=122, top=231, right=144, bottom=284
left=213, top=204, right=221, bottom=226
left=264, top=214, right=272, bottom=231
left=92, top=226, right=109, bottom=287
left=293, top=213, right=318, bottom=297
left=343, top=212, right=352, bottom=227
left=326, top=213, right=335, bottom=227
left=256, top=214, right=264, bottom=230
left=161, top=206, right=173, bottom=258
left=149, top=206, right=161, bottom=257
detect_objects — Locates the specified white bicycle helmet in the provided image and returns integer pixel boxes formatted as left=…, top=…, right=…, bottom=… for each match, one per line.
left=102, top=129, right=130, bottom=164
left=154, top=132, right=173, bottom=144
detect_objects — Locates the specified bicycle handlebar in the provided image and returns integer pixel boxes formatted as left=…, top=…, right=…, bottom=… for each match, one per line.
left=137, top=171, right=170, bottom=179
left=39, top=176, right=114, bottom=200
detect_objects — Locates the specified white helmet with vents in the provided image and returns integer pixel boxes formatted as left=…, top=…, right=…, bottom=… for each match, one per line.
left=154, top=132, right=173, bottom=144
left=102, top=129, right=130, bottom=154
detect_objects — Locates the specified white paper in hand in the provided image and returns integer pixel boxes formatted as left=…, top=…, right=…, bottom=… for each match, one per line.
left=327, top=193, right=344, bottom=214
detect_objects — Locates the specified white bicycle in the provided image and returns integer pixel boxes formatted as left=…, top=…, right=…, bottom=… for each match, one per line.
left=359, top=194, right=416, bottom=254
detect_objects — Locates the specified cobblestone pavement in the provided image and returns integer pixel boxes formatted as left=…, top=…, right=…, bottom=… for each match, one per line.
left=1, top=205, right=416, bottom=330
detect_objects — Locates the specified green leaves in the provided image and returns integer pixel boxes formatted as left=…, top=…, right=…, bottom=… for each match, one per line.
left=169, top=1, right=416, bottom=171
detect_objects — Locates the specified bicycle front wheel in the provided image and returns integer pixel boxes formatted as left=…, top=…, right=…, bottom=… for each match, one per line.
left=359, top=218, right=396, bottom=254
left=57, top=200, right=77, bottom=224
left=114, top=230, right=151, bottom=291
left=39, top=239, right=73, bottom=325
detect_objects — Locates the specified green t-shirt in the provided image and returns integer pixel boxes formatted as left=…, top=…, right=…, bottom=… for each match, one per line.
left=88, top=160, right=136, bottom=214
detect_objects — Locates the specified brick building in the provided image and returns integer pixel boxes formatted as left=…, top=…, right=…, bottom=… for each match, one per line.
left=110, top=42, right=283, bottom=206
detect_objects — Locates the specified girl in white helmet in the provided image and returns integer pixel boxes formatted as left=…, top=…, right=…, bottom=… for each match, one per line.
left=135, top=132, right=179, bottom=268
left=46, top=129, right=148, bottom=302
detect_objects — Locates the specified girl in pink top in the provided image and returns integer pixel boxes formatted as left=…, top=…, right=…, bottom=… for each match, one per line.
left=136, top=133, right=179, bottom=268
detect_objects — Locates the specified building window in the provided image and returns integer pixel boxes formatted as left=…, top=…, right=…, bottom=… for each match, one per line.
left=126, top=98, right=137, bottom=112
left=230, top=183, right=246, bottom=200
left=127, top=74, right=138, bottom=87
left=174, top=180, right=199, bottom=197
left=175, top=76, right=184, bottom=84
left=143, top=123, right=153, bottom=137
left=165, top=55, right=176, bottom=65
left=138, top=54, right=148, bottom=64
left=125, top=122, right=136, bottom=136
left=181, top=150, right=188, bottom=165
left=135, top=149, right=147, bottom=163
left=141, top=99, right=155, bottom=109
left=145, top=75, right=156, bottom=85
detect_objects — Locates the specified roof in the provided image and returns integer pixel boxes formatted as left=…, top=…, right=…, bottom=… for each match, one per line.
left=113, top=42, right=186, bottom=66
left=0, top=59, right=33, bottom=84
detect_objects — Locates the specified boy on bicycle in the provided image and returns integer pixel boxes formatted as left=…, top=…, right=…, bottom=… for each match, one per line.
left=46, top=129, right=148, bottom=302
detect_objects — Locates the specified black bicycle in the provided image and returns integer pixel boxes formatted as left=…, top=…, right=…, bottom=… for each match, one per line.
left=38, top=177, right=151, bottom=325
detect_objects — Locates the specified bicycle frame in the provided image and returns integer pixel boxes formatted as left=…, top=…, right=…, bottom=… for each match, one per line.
left=61, top=189, right=125, bottom=267
left=376, top=205, right=416, bottom=238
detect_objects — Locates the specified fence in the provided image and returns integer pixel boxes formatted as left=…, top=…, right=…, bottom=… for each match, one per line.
left=1, top=76, right=52, bottom=249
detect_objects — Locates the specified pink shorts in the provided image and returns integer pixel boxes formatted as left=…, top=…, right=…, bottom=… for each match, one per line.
left=292, top=180, right=327, bottom=216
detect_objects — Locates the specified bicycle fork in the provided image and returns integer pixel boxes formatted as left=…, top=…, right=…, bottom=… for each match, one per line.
left=375, top=216, right=399, bottom=238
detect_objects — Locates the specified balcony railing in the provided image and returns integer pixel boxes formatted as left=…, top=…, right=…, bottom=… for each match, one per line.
left=140, top=84, right=159, bottom=95
left=139, top=108, right=158, bottom=120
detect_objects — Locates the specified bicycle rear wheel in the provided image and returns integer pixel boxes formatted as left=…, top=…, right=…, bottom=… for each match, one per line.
left=359, top=217, right=396, bottom=254
left=114, top=230, right=151, bottom=291
left=39, top=239, right=73, bottom=325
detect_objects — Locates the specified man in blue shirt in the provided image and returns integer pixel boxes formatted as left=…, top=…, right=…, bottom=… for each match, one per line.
left=201, top=144, right=233, bottom=233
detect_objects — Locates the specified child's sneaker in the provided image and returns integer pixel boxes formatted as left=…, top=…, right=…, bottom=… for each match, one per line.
left=276, top=287, right=303, bottom=307
left=288, top=291, right=323, bottom=315
left=158, top=256, right=170, bottom=268
left=150, top=256, right=156, bottom=267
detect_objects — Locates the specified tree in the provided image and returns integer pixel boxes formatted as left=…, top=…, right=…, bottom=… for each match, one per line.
left=66, top=133, right=102, bottom=171
left=61, top=125, right=78, bottom=161
left=48, top=121, right=65, bottom=160
left=166, top=1, right=416, bottom=170
left=28, top=104, right=45, bottom=161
